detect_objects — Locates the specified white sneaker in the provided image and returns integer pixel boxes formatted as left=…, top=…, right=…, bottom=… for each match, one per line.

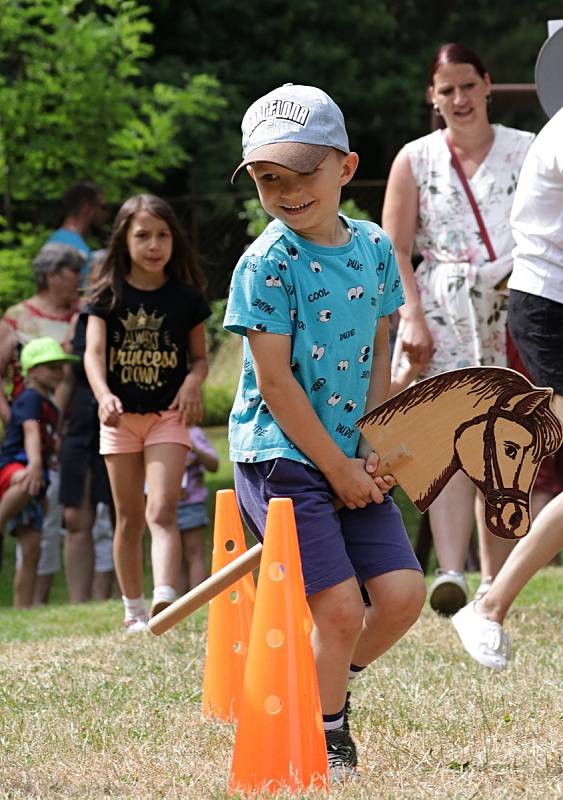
left=123, top=617, right=149, bottom=634
left=452, top=602, right=511, bottom=671
left=429, top=570, right=468, bottom=616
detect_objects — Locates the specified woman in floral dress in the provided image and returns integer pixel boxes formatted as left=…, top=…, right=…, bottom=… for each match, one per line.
left=382, top=42, right=534, bottom=616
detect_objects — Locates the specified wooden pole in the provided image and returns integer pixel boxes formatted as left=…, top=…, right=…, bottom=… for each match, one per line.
left=148, top=543, right=263, bottom=635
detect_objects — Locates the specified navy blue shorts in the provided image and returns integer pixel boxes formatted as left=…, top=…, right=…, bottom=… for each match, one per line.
left=234, top=458, right=421, bottom=596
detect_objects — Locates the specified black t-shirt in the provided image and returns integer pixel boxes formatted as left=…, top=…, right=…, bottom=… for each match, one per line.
left=87, top=279, right=210, bottom=414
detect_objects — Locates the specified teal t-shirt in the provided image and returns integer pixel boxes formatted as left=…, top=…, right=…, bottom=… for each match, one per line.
left=224, top=215, right=404, bottom=466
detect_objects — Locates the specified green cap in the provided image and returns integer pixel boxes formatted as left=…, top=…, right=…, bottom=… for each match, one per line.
left=20, top=337, right=79, bottom=376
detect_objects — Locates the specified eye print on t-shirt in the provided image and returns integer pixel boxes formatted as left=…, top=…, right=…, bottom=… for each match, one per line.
left=311, top=342, right=326, bottom=360
left=347, top=285, right=364, bottom=301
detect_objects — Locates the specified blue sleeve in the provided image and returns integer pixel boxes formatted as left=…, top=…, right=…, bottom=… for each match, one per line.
left=13, top=391, right=43, bottom=423
left=224, top=253, right=293, bottom=337
left=377, top=235, right=404, bottom=318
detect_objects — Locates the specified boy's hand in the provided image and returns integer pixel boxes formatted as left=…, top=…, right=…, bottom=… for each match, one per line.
left=98, top=393, right=123, bottom=427
left=364, top=450, right=397, bottom=493
left=169, top=376, right=203, bottom=426
left=20, top=463, right=44, bottom=497
left=329, top=458, right=386, bottom=509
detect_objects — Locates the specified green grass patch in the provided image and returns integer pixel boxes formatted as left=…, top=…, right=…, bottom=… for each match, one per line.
left=0, top=571, right=561, bottom=798
left=0, top=422, right=561, bottom=797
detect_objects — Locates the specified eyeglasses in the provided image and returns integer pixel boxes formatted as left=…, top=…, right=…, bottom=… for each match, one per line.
left=58, top=265, right=82, bottom=274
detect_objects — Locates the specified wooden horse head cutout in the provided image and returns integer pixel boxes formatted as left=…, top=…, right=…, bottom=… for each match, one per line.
left=356, top=367, right=562, bottom=540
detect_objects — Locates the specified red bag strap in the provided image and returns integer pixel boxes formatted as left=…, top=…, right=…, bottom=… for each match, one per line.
left=442, top=130, right=497, bottom=262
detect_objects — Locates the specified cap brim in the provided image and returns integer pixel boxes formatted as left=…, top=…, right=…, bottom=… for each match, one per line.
left=23, top=355, right=79, bottom=376
left=33, top=355, right=80, bottom=367
left=231, top=143, right=333, bottom=184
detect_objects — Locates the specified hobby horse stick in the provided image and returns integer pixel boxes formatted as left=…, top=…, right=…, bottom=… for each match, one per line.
left=148, top=542, right=263, bottom=635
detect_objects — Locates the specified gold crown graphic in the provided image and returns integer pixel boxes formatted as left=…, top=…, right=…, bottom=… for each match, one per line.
left=120, top=305, right=164, bottom=332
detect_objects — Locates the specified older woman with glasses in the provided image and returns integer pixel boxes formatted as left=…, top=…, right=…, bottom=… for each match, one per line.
left=0, top=242, right=84, bottom=598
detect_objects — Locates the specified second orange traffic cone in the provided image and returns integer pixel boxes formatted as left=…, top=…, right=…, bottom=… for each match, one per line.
left=202, top=489, right=256, bottom=721
left=229, top=497, right=328, bottom=794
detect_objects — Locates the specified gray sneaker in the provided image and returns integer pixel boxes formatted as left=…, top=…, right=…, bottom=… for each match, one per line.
left=429, top=570, right=468, bottom=616
left=325, top=727, right=358, bottom=782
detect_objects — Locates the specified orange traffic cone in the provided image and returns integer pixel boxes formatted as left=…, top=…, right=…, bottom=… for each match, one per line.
left=202, top=489, right=256, bottom=721
left=229, top=497, right=328, bottom=794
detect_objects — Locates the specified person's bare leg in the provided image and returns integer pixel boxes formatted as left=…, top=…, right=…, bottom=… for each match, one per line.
left=104, top=453, right=146, bottom=599
left=308, top=578, right=365, bottom=714
left=175, top=555, right=189, bottom=596
left=33, top=473, right=64, bottom=606
left=63, top=474, right=95, bottom=603
left=14, top=527, right=41, bottom=608
left=428, top=470, right=476, bottom=571
left=145, top=443, right=186, bottom=590
left=351, top=569, right=425, bottom=666
left=478, top=393, right=563, bottom=624
left=92, top=571, right=115, bottom=600
left=32, top=574, right=54, bottom=606
left=475, top=491, right=516, bottom=582
left=182, top=526, right=207, bottom=590
left=477, top=491, right=563, bottom=625
left=0, top=481, right=30, bottom=532
left=531, top=489, right=553, bottom=520
left=92, top=503, right=116, bottom=600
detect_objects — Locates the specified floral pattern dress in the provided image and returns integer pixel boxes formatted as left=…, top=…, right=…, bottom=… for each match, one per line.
left=392, top=125, right=535, bottom=379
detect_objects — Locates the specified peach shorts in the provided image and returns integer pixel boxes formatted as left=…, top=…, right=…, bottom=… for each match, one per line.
left=99, top=410, right=190, bottom=455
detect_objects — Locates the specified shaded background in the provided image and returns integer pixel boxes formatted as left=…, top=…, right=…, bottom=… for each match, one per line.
left=1, top=0, right=561, bottom=304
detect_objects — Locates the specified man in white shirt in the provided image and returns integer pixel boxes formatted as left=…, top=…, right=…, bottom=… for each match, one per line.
left=508, top=105, right=563, bottom=418
left=451, top=100, right=563, bottom=671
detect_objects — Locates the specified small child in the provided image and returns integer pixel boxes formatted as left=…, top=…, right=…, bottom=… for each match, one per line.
left=84, top=194, right=211, bottom=632
left=0, top=337, right=78, bottom=607
left=173, top=425, right=219, bottom=597
left=225, top=84, right=426, bottom=778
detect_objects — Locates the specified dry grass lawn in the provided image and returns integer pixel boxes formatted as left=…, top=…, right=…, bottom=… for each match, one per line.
left=0, top=571, right=561, bottom=799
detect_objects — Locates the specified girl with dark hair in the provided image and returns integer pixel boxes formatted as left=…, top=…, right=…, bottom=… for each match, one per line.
left=382, top=44, right=535, bottom=616
left=84, top=194, right=211, bottom=631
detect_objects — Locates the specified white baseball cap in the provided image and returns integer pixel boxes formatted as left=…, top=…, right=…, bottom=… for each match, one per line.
left=231, top=84, right=350, bottom=183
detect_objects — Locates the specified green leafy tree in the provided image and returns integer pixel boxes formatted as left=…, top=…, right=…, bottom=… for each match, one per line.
left=148, top=0, right=555, bottom=191
left=0, top=0, right=224, bottom=214
left=0, top=0, right=225, bottom=310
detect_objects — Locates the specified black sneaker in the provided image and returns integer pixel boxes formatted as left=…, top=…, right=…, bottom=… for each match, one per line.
left=325, top=727, right=358, bottom=781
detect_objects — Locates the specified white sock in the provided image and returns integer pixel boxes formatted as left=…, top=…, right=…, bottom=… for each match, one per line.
left=323, top=707, right=345, bottom=732
left=152, top=584, right=177, bottom=606
left=122, top=595, right=148, bottom=621
left=348, top=664, right=365, bottom=685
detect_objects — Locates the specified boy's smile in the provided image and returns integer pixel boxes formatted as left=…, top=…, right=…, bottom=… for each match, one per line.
left=248, top=149, right=358, bottom=246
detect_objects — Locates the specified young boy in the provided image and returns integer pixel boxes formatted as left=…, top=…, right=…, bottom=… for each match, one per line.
left=0, top=337, right=77, bottom=608
left=224, top=84, right=426, bottom=777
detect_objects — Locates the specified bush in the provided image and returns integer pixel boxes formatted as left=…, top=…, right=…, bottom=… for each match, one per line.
left=205, top=297, right=229, bottom=354
left=0, top=220, right=48, bottom=312
left=202, top=383, right=234, bottom=426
